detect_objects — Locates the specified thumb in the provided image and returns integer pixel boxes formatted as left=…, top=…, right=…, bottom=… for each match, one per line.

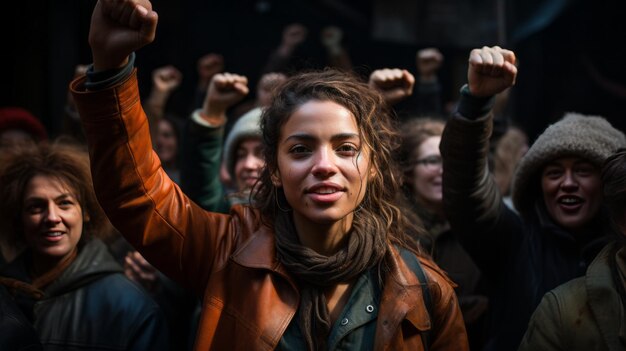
left=233, top=82, right=250, bottom=96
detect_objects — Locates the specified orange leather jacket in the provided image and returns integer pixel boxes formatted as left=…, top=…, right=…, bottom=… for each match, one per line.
left=70, top=71, right=468, bottom=351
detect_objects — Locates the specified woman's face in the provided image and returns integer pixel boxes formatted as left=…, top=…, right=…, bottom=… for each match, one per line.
left=541, top=157, right=602, bottom=232
left=234, top=137, right=264, bottom=192
left=155, top=119, right=178, bottom=164
left=21, top=175, right=83, bottom=265
left=274, top=100, right=372, bottom=230
left=410, top=136, right=443, bottom=209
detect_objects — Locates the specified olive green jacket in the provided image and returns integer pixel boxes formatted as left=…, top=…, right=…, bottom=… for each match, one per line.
left=518, top=243, right=626, bottom=351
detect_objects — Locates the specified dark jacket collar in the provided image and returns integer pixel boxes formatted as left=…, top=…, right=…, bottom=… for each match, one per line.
left=0, top=239, right=122, bottom=298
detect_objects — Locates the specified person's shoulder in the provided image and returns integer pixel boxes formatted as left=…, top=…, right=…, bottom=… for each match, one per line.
left=537, top=276, right=588, bottom=328
left=418, top=255, right=455, bottom=287
left=548, top=276, right=586, bottom=304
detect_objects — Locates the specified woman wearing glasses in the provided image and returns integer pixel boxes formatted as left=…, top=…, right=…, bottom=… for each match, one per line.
left=398, top=117, right=488, bottom=350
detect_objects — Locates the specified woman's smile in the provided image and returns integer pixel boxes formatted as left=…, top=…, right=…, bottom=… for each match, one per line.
left=305, top=182, right=346, bottom=203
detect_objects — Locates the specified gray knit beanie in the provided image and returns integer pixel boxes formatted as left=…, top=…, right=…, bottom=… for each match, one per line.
left=223, top=107, right=263, bottom=179
left=512, top=112, right=626, bottom=214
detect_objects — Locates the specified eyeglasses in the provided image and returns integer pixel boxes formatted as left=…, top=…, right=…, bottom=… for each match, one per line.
left=414, top=155, right=442, bottom=169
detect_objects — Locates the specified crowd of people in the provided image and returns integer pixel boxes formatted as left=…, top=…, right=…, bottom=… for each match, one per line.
left=1, top=0, right=625, bottom=350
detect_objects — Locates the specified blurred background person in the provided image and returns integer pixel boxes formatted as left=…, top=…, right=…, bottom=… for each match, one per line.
left=398, top=117, right=489, bottom=350
left=0, top=107, right=47, bottom=148
left=144, top=65, right=184, bottom=184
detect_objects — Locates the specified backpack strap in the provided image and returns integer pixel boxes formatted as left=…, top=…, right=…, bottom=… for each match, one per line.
left=398, top=247, right=432, bottom=351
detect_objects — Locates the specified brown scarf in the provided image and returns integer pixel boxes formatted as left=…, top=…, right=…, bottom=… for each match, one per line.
left=274, top=211, right=386, bottom=351
left=0, top=247, right=78, bottom=300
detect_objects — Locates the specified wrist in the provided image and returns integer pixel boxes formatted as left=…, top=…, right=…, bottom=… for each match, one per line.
left=92, top=54, right=129, bottom=73
left=199, top=111, right=226, bottom=126
left=85, top=53, right=135, bottom=91
left=456, top=84, right=495, bottom=119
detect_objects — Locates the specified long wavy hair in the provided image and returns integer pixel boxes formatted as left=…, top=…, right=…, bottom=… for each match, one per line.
left=253, top=69, right=426, bottom=258
left=0, top=141, right=112, bottom=249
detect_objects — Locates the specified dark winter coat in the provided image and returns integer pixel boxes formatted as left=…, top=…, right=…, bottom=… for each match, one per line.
left=0, top=239, right=169, bottom=351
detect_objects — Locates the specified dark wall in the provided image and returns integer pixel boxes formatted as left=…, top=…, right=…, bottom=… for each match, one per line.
left=2, top=0, right=625, bottom=140
left=511, top=0, right=626, bottom=142
left=1, top=0, right=93, bottom=137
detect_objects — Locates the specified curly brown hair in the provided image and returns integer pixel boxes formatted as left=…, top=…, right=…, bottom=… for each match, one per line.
left=0, top=141, right=112, bottom=248
left=253, top=69, right=426, bottom=256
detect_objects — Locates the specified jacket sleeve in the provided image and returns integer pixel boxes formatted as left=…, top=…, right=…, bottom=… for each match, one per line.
left=180, top=111, right=231, bottom=213
left=70, top=70, right=241, bottom=296
left=517, top=291, right=566, bottom=351
left=439, top=94, right=524, bottom=279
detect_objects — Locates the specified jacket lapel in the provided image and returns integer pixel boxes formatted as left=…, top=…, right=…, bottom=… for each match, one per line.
left=230, top=224, right=298, bottom=291
left=374, top=246, right=431, bottom=350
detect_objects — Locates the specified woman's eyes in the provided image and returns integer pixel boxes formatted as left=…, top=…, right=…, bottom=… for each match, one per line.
left=336, top=144, right=358, bottom=155
left=544, top=165, right=595, bottom=178
left=24, top=200, right=76, bottom=214
left=235, top=150, right=247, bottom=160
left=544, top=168, right=562, bottom=178
left=287, top=143, right=359, bottom=156
left=574, top=166, right=594, bottom=176
left=58, top=199, right=75, bottom=207
left=25, top=204, right=45, bottom=214
left=289, top=145, right=310, bottom=155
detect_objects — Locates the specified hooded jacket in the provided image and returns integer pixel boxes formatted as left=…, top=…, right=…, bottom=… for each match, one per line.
left=439, top=88, right=626, bottom=351
left=0, top=239, right=169, bottom=351
left=70, top=69, right=468, bottom=350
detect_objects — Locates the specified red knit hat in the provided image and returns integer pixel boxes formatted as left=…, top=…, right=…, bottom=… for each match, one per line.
left=0, top=107, right=48, bottom=141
